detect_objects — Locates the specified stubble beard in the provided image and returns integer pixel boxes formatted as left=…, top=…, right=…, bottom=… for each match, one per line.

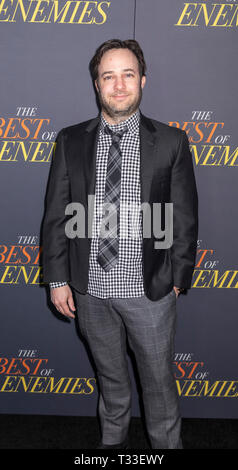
left=97, top=85, right=143, bottom=121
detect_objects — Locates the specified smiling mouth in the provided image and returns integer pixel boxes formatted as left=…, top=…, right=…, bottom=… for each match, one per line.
left=113, top=95, right=129, bottom=100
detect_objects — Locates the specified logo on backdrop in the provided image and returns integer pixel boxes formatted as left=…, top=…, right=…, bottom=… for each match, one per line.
left=0, top=1, right=111, bottom=24
left=175, top=1, right=238, bottom=28
left=173, top=352, right=237, bottom=398
left=169, top=110, right=238, bottom=167
left=0, top=107, right=56, bottom=163
left=0, top=235, right=42, bottom=285
left=0, top=349, right=96, bottom=395
left=192, top=239, right=238, bottom=288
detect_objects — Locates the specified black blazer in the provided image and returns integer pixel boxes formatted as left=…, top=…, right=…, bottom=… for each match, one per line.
left=42, top=111, right=198, bottom=301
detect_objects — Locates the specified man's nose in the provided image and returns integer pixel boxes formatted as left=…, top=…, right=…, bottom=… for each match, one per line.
left=114, top=76, right=126, bottom=90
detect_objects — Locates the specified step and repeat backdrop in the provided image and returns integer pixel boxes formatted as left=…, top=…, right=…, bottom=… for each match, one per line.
left=0, top=0, right=237, bottom=418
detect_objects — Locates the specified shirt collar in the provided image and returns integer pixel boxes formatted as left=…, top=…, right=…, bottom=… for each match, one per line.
left=100, top=109, right=140, bottom=135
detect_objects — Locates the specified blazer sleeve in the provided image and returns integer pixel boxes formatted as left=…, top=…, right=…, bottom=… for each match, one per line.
left=42, top=129, right=71, bottom=283
left=170, top=130, right=198, bottom=288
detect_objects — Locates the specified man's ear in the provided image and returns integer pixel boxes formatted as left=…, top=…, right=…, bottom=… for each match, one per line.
left=141, top=75, right=146, bottom=89
left=95, top=79, right=99, bottom=92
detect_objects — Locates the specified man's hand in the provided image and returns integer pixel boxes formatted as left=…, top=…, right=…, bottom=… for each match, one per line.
left=173, top=286, right=183, bottom=298
left=50, top=284, right=76, bottom=319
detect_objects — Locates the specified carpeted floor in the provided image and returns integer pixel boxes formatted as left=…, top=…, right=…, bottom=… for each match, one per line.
left=0, top=415, right=237, bottom=449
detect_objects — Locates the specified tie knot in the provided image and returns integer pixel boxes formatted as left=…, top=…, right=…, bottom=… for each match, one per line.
left=104, top=125, right=128, bottom=143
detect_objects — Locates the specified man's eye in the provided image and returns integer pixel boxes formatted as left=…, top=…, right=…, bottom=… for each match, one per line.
left=104, top=76, right=112, bottom=80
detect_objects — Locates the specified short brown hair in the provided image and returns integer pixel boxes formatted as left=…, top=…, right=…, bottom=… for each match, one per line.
left=89, top=39, right=147, bottom=82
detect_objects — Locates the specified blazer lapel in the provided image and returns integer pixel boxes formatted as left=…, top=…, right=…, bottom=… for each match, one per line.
left=83, top=116, right=100, bottom=197
left=140, top=111, right=159, bottom=203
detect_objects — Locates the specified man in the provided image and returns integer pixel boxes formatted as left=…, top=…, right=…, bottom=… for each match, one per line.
left=42, top=39, right=198, bottom=449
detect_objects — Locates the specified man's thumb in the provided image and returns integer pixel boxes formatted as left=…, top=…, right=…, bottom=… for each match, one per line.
left=68, top=296, right=76, bottom=311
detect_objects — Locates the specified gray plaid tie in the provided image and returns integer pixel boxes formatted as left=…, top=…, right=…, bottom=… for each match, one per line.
left=97, top=124, right=128, bottom=271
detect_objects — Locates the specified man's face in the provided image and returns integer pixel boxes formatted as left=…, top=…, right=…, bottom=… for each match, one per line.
left=95, top=48, right=146, bottom=122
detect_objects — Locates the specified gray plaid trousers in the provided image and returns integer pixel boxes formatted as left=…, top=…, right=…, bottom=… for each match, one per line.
left=74, top=288, right=183, bottom=449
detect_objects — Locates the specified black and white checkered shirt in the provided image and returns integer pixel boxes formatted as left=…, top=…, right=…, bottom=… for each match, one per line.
left=49, top=109, right=145, bottom=298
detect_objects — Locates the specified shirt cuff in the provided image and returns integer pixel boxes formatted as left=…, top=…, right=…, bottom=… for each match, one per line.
left=49, top=282, right=68, bottom=289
